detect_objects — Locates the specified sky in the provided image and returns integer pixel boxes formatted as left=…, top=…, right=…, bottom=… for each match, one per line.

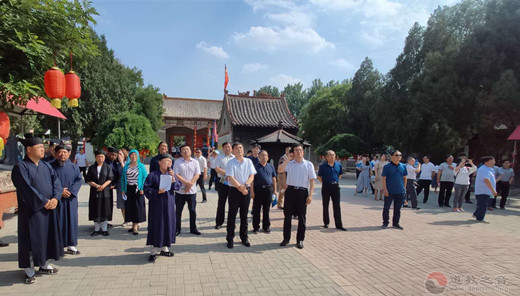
left=91, top=0, right=460, bottom=100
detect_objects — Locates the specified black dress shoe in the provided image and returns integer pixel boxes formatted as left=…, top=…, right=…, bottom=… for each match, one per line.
left=202, top=200, right=207, bottom=203
left=91, top=231, right=100, bottom=236
left=0, top=240, right=9, bottom=247
left=215, top=225, right=222, bottom=230
left=227, top=241, right=234, bottom=249
left=382, top=224, right=388, bottom=229
left=108, top=223, right=113, bottom=228
left=132, top=231, right=138, bottom=235
left=412, top=207, right=421, bottom=210
left=465, top=201, right=473, bottom=204
left=297, top=241, right=304, bottom=249
left=102, top=231, right=110, bottom=236
left=403, top=204, right=409, bottom=208
left=280, top=240, right=289, bottom=246
left=336, top=227, right=347, bottom=231
left=190, top=229, right=201, bottom=235
left=252, top=229, right=259, bottom=234
left=323, top=224, right=329, bottom=229
left=175, top=230, right=181, bottom=236
left=242, top=239, right=251, bottom=247
left=423, top=200, right=427, bottom=203
left=393, top=224, right=404, bottom=230
left=263, top=228, right=271, bottom=233
left=148, top=255, right=156, bottom=262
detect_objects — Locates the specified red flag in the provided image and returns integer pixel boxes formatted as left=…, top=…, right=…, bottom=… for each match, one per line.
left=224, top=65, right=229, bottom=91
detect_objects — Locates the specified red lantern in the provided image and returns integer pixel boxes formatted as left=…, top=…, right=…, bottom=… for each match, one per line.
left=65, top=71, right=81, bottom=107
left=0, top=112, right=10, bottom=157
left=44, top=66, right=65, bottom=109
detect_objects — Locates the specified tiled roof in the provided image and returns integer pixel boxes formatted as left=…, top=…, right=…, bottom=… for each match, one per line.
left=225, top=94, right=298, bottom=128
left=255, top=129, right=311, bottom=146
left=163, top=95, right=222, bottom=120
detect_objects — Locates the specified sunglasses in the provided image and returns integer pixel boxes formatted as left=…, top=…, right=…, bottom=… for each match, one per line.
left=393, top=154, right=402, bottom=157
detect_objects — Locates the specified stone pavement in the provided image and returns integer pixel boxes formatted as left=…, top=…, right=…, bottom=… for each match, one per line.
left=0, top=173, right=519, bottom=296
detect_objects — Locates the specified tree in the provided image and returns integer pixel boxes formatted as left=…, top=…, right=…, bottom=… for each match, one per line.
left=0, top=0, right=99, bottom=107
left=93, top=112, right=159, bottom=152
left=282, top=82, right=307, bottom=119
left=256, top=85, right=280, bottom=97
left=315, top=133, right=368, bottom=158
left=300, top=83, right=350, bottom=147
left=133, top=85, right=164, bottom=131
left=345, top=57, right=383, bottom=149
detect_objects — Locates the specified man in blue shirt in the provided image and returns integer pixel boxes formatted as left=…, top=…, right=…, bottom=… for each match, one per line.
left=473, top=156, right=498, bottom=222
left=317, top=150, right=347, bottom=231
left=251, top=150, right=277, bottom=234
left=381, top=150, right=407, bottom=229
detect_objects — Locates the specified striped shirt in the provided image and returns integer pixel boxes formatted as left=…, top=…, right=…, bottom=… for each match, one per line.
left=127, top=166, right=139, bottom=185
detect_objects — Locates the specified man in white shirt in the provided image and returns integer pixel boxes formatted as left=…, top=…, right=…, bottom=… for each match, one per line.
left=225, top=142, right=256, bottom=248
left=405, top=157, right=421, bottom=209
left=278, top=144, right=316, bottom=249
left=74, top=147, right=89, bottom=182
left=208, top=150, right=219, bottom=191
left=416, top=155, right=435, bottom=204
left=173, top=145, right=201, bottom=236
left=214, top=142, right=235, bottom=229
left=437, top=154, right=456, bottom=207
left=194, top=148, right=208, bottom=203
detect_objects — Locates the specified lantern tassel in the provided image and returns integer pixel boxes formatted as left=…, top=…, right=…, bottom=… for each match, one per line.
left=0, top=138, right=4, bottom=157
left=68, top=98, right=79, bottom=107
left=51, top=98, right=62, bottom=109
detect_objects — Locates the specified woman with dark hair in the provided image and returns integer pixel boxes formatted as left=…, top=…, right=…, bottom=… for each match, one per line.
left=121, top=150, right=148, bottom=235
left=86, top=150, right=114, bottom=236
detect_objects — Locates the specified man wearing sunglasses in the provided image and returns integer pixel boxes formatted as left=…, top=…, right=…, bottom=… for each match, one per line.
left=381, top=150, right=407, bottom=230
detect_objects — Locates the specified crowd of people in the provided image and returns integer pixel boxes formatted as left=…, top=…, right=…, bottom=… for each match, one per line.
left=355, top=152, right=515, bottom=227
left=4, top=133, right=515, bottom=284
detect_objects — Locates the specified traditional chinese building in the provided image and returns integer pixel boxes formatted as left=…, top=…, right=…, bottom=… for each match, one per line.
left=161, top=95, right=222, bottom=154
left=218, top=91, right=304, bottom=166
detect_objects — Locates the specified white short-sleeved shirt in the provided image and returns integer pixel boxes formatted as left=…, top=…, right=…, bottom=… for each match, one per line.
left=75, top=153, right=87, bottom=167
left=215, top=153, right=235, bottom=177
left=173, top=157, right=201, bottom=194
left=419, top=162, right=435, bottom=180
left=209, top=156, right=218, bottom=169
left=225, top=157, right=257, bottom=187
left=406, top=164, right=417, bottom=180
left=285, top=159, right=317, bottom=189
left=438, top=162, right=456, bottom=182
left=194, top=156, right=207, bottom=172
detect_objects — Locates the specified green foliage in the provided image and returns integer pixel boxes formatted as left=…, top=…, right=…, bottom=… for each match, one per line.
left=256, top=85, right=280, bottom=97
left=94, top=112, right=159, bottom=152
left=0, top=0, right=99, bottom=107
left=315, top=133, right=368, bottom=158
left=133, top=85, right=164, bottom=131
left=300, top=83, right=350, bottom=147
left=282, top=82, right=307, bottom=119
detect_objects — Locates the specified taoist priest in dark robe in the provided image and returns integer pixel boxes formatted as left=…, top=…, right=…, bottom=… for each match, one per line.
left=51, top=144, right=83, bottom=255
left=144, top=153, right=181, bottom=262
left=11, top=136, right=63, bottom=284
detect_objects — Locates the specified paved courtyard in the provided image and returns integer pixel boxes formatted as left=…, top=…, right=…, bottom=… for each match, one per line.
left=0, top=173, right=519, bottom=296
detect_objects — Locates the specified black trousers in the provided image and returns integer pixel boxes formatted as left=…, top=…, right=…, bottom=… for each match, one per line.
left=322, top=183, right=343, bottom=228
left=252, top=186, right=272, bottom=231
left=283, top=187, right=308, bottom=242
left=79, top=166, right=87, bottom=182
left=495, top=181, right=511, bottom=208
left=416, top=179, right=431, bottom=202
left=382, top=193, right=404, bottom=226
left=215, top=183, right=229, bottom=226
left=226, top=187, right=251, bottom=242
left=176, top=193, right=197, bottom=232
left=209, top=169, right=219, bottom=190
left=438, top=181, right=454, bottom=206
left=197, top=177, right=207, bottom=201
